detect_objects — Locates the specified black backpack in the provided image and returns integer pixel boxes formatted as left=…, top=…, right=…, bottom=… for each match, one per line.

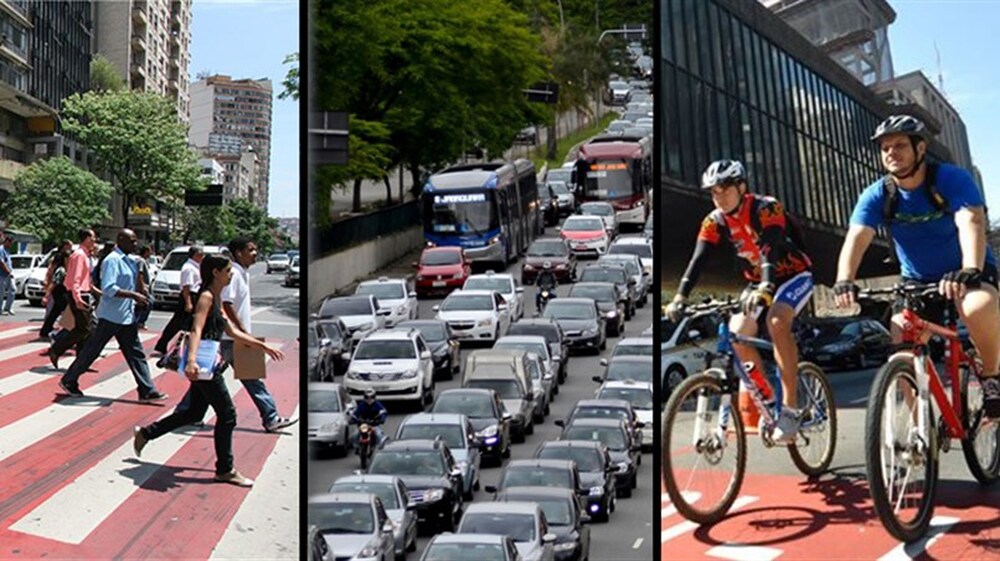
left=880, top=162, right=949, bottom=263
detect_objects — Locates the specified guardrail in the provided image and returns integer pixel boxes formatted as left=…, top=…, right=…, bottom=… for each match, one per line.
left=317, top=200, right=420, bottom=256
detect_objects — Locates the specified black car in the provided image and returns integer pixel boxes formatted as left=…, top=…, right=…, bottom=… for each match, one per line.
left=556, top=418, right=639, bottom=498
left=800, top=317, right=893, bottom=371
left=398, top=319, right=460, bottom=380
left=508, top=318, right=569, bottom=383
left=568, top=282, right=625, bottom=337
left=534, top=440, right=616, bottom=523
left=486, top=459, right=583, bottom=499
left=577, top=264, right=637, bottom=320
left=431, top=388, right=512, bottom=466
left=595, top=355, right=654, bottom=385
left=367, top=440, right=464, bottom=532
left=495, top=486, right=592, bottom=561
left=542, top=298, right=607, bottom=355
left=394, top=413, right=481, bottom=501
left=537, top=183, right=559, bottom=227
left=315, top=317, right=351, bottom=380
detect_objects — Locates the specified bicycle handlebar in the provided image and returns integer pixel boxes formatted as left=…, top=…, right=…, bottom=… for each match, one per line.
left=858, top=282, right=940, bottom=299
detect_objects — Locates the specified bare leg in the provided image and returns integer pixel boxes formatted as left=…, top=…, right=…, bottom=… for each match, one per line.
left=957, top=284, right=1000, bottom=376
left=730, top=312, right=764, bottom=372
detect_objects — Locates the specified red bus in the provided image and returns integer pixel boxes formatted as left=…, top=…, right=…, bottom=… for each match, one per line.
left=576, top=134, right=652, bottom=228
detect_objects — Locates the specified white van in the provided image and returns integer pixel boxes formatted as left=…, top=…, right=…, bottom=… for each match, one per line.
left=151, top=245, right=231, bottom=309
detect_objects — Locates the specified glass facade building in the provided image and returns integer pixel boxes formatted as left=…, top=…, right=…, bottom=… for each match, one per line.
left=658, top=0, right=950, bottom=281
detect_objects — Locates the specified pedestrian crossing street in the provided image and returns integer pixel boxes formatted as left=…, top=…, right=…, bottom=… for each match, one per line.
left=0, top=322, right=301, bottom=560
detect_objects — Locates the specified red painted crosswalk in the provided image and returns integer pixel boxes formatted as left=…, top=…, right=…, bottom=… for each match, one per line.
left=0, top=323, right=301, bottom=559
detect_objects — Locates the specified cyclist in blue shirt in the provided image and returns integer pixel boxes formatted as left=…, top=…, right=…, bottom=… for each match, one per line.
left=833, top=115, right=1000, bottom=418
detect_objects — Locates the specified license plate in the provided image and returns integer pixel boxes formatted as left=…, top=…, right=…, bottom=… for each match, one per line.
left=574, top=243, right=588, bottom=249
left=432, top=281, right=446, bottom=287
left=816, top=355, right=831, bottom=361
left=374, top=385, right=390, bottom=391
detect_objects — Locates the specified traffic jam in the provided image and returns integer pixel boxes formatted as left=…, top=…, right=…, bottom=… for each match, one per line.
left=307, top=59, right=656, bottom=561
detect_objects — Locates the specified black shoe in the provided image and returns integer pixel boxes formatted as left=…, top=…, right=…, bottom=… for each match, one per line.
left=133, top=426, right=148, bottom=457
left=46, top=350, right=59, bottom=370
left=982, top=376, right=1000, bottom=419
left=58, top=379, right=83, bottom=397
left=140, top=391, right=169, bottom=404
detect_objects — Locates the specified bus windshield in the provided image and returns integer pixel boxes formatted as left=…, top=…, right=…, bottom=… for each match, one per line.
left=423, top=191, right=498, bottom=236
left=584, top=159, right=633, bottom=201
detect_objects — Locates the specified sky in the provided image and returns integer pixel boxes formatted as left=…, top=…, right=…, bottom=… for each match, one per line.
left=887, top=0, right=1000, bottom=215
left=189, top=0, right=300, bottom=218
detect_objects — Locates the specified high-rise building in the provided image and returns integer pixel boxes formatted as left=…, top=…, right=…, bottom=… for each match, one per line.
left=189, top=74, right=273, bottom=209
left=207, top=144, right=258, bottom=204
left=94, top=0, right=192, bottom=123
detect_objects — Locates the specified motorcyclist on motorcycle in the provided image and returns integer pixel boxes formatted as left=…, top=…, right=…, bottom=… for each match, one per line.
left=350, top=388, right=388, bottom=449
left=535, top=261, right=558, bottom=314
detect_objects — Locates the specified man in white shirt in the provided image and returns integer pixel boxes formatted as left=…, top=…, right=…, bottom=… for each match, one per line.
left=173, top=237, right=296, bottom=432
left=154, top=246, right=204, bottom=354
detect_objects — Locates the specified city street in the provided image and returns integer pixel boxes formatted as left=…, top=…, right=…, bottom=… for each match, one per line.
left=0, top=263, right=301, bottom=559
left=661, top=363, right=1000, bottom=560
left=309, top=231, right=656, bottom=561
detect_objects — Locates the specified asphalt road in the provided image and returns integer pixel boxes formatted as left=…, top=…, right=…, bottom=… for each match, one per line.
left=309, top=223, right=656, bottom=561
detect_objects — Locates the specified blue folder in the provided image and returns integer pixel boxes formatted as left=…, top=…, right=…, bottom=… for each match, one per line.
left=178, top=339, right=220, bottom=380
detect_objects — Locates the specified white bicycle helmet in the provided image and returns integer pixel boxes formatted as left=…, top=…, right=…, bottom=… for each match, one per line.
left=871, top=115, right=928, bottom=142
left=701, top=159, right=746, bottom=189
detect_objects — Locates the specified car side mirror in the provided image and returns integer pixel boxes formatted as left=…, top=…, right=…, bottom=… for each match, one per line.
left=554, top=420, right=565, bottom=428
left=382, top=521, right=394, bottom=533
left=553, top=355, right=561, bottom=362
left=628, top=279, right=636, bottom=286
left=580, top=514, right=592, bottom=524
left=377, top=309, right=391, bottom=316
left=451, top=467, right=463, bottom=477
left=635, top=421, right=646, bottom=429
left=411, top=261, right=419, bottom=268
left=352, top=469, right=364, bottom=476
left=341, top=352, right=351, bottom=361
left=408, top=291, right=417, bottom=298
left=498, top=303, right=509, bottom=311
left=542, top=533, right=557, bottom=544
left=515, top=287, right=524, bottom=294
left=405, top=503, right=417, bottom=511
left=320, top=338, right=331, bottom=347
left=688, top=330, right=701, bottom=340
left=485, top=485, right=498, bottom=494
left=501, top=412, right=512, bottom=422
left=591, top=376, right=603, bottom=383
left=420, top=351, right=432, bottom=360
left=599, top=358, right=608, bottom=367
left=432, top=305, right=441, bottom=312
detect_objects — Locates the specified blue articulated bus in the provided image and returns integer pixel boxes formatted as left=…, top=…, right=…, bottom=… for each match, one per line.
left=422, top=160, right=538, bottom=265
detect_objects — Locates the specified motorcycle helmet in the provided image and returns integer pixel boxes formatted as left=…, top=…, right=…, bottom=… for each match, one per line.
left=364, top=388, right=376, bottom=400
left=543, top=261, right=552, bottom=269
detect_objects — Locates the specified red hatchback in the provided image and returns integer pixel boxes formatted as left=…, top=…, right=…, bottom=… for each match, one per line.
left=413, top=247, right=471, bottom=298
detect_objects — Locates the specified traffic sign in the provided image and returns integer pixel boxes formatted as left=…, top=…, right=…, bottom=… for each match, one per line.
left=310, top=111, right=349, bottom=165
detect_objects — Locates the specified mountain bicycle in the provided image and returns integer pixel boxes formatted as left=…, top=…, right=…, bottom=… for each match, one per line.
left=860, top=283, right=1000, bottom=542
left=661, top=299, right=837, bottom=524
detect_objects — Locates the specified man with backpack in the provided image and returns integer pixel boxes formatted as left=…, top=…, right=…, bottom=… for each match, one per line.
left=666, top=159, right=814, bottom=443
left=833, top=115, right=1000, bottom=418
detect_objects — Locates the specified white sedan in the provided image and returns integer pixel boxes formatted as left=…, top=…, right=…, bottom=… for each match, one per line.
left=463, top=271, right=525, bottom=321
left=355, top=277, right=418, bottom=327
left=434, top=290, right=512, bottom=344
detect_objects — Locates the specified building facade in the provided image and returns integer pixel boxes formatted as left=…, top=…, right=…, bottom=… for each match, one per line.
left=189, top=75, right=273, bottom=209
left=660, top=0, right=954, bottom=284
left=94, top=0, right=191, bottom=123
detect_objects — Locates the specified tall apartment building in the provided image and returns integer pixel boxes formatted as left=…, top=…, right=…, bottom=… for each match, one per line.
left=189, top=74, right=273, bottom=209
left=94, top=0, right=192, bottom=124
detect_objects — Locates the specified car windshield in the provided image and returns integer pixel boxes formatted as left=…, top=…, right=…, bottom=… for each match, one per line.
left=612, top=342, right=654, bottom=356
left=579, top=268, right=625, bottom=285
left=269, top=253, right=287, bottom=261
left=527, top=240, right=569, bottom=257
left=548, top=182, right=570, bottom=195
left=432, top=394, right=495, bottom=418
left=161, top=252, right=190, bottom=271
left=353, top=340, right=415, bottom=360
left=501, top=467, right=571, bottom=490
left=423, top=544, right=506, bottom=561
left=573, top=406, right=629, bottom=423
left=495, top=341, right=547, bottom=359
left=441, top=294, right=493, bottom=311
left=307, top=390, right=342, bottom=413
left=11, top=256, right=36, bottom=269
left=598, top=387, right=653, bottom=409
left=600, top=257, right=640, bottom=275
left=562, top=218, right=604, bottom=231
left=606, top=361, right=653, bottom=383
left=399, top=424, right=465, bottom=449
left=460, top=513, right=536, bottom=543
left=357, top=283, right=405, bottom=300
left=308, top=329, right=319, bottom=349
left=465, top=278, right=511, bottom=294
left=543, top=302, right=594, bottom=320
left=564, top=426, right=626, bottom=451
left=467, top=379, right=522, bottom=399
left=308, top=503, right=374, bottom=534
left=534, top=499, right=572, bottom=526
left=405, top=322, right=447, bottom=342
left=369, top=451, right=445, bottom=476
left=328, top=482, right=398, bottom=509
left=319, top=321, right=343, bottom=340
left=609, top=80, right=628, bottom=89
left=569, top=285, right=615, bottom=302
left=507, top=324, right=558, bottom=344
left=580, top=204, right=614, bottom=216
left=547, top=169, right=572, bottom=183
left=538, top=447, right=602, bottom=472
left=609, top=243, right=652, bottom=259
left=321, top=298, right=373, bottom=317
left=422, top=251, right=462, bottom=266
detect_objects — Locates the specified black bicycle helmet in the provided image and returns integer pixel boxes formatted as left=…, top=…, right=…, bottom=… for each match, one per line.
left=871, top=115, right=929, bottom=142
left=701, top=159, right=746, bottom=189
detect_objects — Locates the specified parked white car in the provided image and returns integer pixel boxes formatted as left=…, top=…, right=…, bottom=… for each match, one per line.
left=434, top=289, right=512, bottom=344
left=355, top=276, right=418, bottom=327
left=152, top=245, right=231, bottom=309
left=343, top=328, right=435, bottom=406
left=10, top=254, right=43, bottom=297
left=463, top=271, right=525, bottom=321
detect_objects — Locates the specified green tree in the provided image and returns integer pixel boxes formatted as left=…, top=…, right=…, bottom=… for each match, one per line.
left=228, top=198, right=280, bottom=255
left=184, top=205, right=237, bottom=245
left=314, top=118, right=393, bottom=223
left=90, top=54, right=125, bottom=93
left=278, top=53, right=299, bottom=101
left=2, top=157, right=112, bottom=246
left=60, top=90, right=206, bottom=229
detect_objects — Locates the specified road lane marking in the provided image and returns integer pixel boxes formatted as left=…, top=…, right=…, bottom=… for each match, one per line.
left=0, top=324, right=36, bottom=341
left=253, top=320, right=299, bottom=327
left=707, top=544, right=783, bottom=561
left=251, top=306, right=273, bottom=317
left=877, top=516, right=960, bottom=561
left=632, top=538, right=643, bottom=549
left=661, top=496, right=758, bottom=544
left=662, top=491, right=701, bottom=519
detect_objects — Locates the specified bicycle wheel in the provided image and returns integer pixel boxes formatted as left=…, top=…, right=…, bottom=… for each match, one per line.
left=788, top=361, right=837, bottom=476
left=865, top=357, right=938, bottom=542
left=960, top=362, right=1000, bottom=484
left=662, top=371, right=746, bottom=525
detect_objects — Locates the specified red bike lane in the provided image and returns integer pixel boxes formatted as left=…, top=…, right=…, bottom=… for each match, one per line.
left=661, top=471, right=1000, bottom=560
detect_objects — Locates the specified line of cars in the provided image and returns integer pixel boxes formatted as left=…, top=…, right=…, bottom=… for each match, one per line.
left=265, top=250, right=301, bottom=287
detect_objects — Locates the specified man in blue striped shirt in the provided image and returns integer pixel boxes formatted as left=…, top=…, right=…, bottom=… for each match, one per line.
left=58, top=229, right=168, bottom=402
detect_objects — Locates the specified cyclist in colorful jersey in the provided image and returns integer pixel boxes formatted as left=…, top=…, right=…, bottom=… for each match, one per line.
left=666, top=159, right=814, bottom=442
left=833, top=115, right=1000, bottom=418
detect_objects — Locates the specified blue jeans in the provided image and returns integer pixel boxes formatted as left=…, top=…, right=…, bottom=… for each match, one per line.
left=173, top=340, right=278, bottom=427
left=0, top=275, right=14, bottom=312
left=62, top=319, right=159, bottom=398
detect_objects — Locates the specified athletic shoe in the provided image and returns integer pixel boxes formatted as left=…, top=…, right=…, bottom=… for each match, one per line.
left=264, top=417, right=298, bottom=433
left=982, top=376, right=1000, bottom=419
left=771, top=407, right=800, bottom=444
left=215, top=469, right=254, bottom=487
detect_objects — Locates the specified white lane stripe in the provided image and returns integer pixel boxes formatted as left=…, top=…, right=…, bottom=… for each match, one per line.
left=661, top=496, right=759, bottom=544
left=250, top=306, right=273, bottom=317
left=211, top=405, right=301, bottom=560
left=662, top=491, right=701, bottom=519
left=0, top=334, right=158, bottom=396
left=632, top=538, right=644, bottom=549
left=10, top=372, right=249, bottom=544
left=0, top=324, right=36, bottom=341
left=0, top=340, right=50, bottom=362
left=253, top=320, right=299, bottom=327
left=707, top=544, right=783, bottom=561
left=877, top=516, right=960, bottom=561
